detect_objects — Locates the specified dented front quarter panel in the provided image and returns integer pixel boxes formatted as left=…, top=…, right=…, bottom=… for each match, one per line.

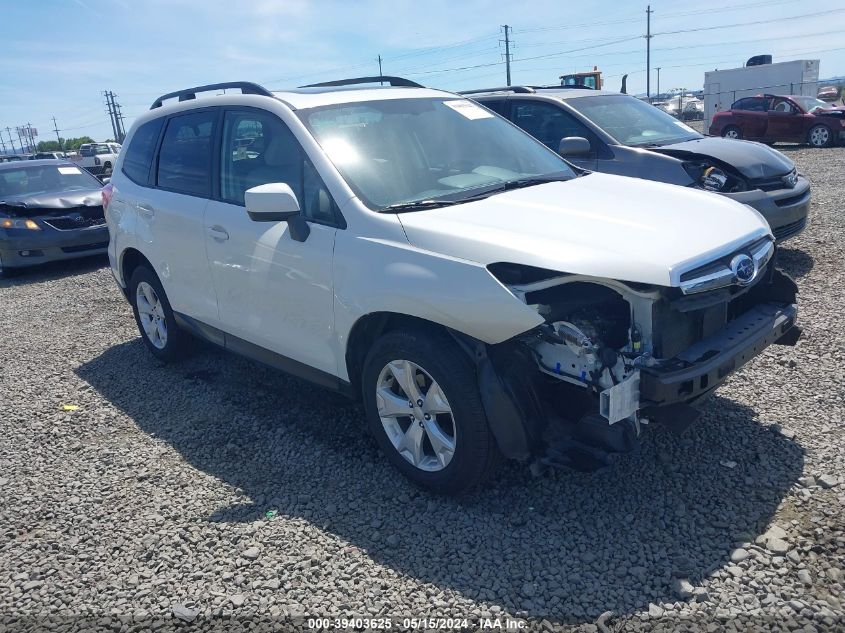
left=331, top=208, right=544, bottom=382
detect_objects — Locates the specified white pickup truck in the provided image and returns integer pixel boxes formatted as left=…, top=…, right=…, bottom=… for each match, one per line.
left=71, top=142, right=121, bottom=178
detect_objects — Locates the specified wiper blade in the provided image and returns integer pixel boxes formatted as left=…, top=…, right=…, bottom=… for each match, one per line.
left=382, top=199, right=459, bottom=212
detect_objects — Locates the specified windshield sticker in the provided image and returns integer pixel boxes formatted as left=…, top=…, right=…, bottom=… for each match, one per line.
left=443, top=100, right=494, bottom=120
left=58, top=166, right=82, bottom=175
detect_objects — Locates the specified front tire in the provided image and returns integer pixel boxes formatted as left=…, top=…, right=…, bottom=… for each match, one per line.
left=722, top=125, right=742, bottom=140
left=0, top=253, right=16, bottom=279
left=128, top=265, right=191, bottom=362
left=361, top=328, right=499, bottom=495
left=807, top=125, right=832, bottom=148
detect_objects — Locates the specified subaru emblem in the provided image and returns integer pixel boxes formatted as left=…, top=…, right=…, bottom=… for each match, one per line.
left=731, top=254, right=756, bottom=285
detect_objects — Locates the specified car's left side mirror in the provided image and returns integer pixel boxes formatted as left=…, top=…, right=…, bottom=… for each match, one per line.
left=558, top=136, right=591, bottom=157
left=244, top=182, right=309, bottom=242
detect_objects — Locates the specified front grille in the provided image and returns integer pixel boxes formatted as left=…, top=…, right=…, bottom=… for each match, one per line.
left=679, top=237, right=771, bottom=283
left=749, top=169, right=797, bottom=192
left=41, top=206, right=105, bottom=231
left=773, top=217, right=807, bottom=240
left=774, top=191, right=810, bottom=208
left=60, top=241, right=108, bottom=253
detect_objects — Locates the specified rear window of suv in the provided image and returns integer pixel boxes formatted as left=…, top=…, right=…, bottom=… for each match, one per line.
left=156, top=111, right=216, bottom=197
left=122, top=118, right=164, bottom=185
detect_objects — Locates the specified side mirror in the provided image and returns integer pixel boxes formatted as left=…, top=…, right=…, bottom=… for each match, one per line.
left=558, top=136, right=591, bottom=157
left=244, top=182, right=309, bottom=242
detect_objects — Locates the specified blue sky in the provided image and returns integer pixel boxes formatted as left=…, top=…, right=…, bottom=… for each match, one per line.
left=1, top=0, right=844, bottom=148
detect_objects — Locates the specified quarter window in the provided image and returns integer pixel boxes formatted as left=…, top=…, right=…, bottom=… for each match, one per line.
left=122, top=118, right=163, bottom=185
left=156, top=111, right=216, bottom=197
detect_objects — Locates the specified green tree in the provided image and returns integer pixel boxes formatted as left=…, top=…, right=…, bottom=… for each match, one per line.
left=63, top=136, right=95, bottom=151
left=37, top=140, right=64, bottom=152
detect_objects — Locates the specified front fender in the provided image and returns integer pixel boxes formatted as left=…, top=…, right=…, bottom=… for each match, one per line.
left=333, top=233, right=544, bottom=381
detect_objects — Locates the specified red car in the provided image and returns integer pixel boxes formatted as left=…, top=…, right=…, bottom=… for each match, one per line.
left=710, top=94, right=845, bottom=148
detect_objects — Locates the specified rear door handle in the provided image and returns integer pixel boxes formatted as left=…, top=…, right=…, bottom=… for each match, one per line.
left=136, top=204, right=156, bottom=219
left=207, top=225, right=229, bottom=241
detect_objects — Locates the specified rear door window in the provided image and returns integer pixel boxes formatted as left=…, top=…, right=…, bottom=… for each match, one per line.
left=156, top=110, right=216, bottom=197
left=122, top=118, right=164, bottom=185
left=477, top=99, right=509, bottom=117
left=512, top=100, right=595, bottom=150
left=732, top=97, right=769, bottom=112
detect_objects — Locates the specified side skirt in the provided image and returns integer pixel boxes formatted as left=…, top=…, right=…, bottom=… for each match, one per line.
left=173, top=312, right=355, bottom=398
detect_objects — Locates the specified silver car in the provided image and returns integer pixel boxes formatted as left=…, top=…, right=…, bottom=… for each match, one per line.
left=468, top=87, right=810, bottom=242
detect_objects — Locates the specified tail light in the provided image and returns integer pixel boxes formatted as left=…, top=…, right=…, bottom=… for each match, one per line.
left=102, top=182, right=114, bottom=213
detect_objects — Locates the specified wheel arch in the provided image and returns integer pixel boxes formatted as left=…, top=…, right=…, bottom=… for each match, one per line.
left=119, top=247, right=154, bottom=293
left=345, top=312, right=463, bottom=395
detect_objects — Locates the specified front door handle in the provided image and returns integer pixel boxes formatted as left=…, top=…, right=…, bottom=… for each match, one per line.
left=207, top=225, right=229, bottom=241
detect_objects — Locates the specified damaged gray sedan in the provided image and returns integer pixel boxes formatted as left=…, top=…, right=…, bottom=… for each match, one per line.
left=0, top=160, right=108, bottom=277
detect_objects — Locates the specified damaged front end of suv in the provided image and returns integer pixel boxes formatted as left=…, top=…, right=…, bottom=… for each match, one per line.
left=469, top=238, right=799, bottom=471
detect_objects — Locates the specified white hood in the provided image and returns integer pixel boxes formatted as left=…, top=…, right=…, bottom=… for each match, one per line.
left=397, top=172, right=771, bottom=287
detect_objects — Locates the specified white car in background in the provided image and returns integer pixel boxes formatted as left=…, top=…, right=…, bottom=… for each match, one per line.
left=103, top=78, right=799, bottom=494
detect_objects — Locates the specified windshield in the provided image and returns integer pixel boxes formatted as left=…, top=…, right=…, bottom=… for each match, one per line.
left=566, top=94, right=702, bottom=147
left=0, top=164, right=101, bottom=199
left=791, top=96, right=832, bottom=112
left=296, top=97, right=575, bottom=210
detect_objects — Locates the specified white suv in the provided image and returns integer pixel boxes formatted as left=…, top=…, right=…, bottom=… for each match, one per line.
left=104, top=78, right=799, bottom=494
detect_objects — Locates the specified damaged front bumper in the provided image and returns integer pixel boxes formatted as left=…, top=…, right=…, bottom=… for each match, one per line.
left=640, top=301, right=797, bottom=408
left=474, top=258, right=800, bottom=466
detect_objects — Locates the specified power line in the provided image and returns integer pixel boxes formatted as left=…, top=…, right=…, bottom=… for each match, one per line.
left=653, top=8, right=845, bottom=36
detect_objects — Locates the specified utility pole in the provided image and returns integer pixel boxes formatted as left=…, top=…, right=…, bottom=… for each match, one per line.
left=104, top=90, right=118, bottom=141
left=0, top=135, right=6, bottom=154
left=5, top=127, right=16, bottom=154
left=113, top=100, right=126, bottom=142
left=377, top=54, right=383, bottom=85
left=16, top=127, right=26, bottom=153
left=25, top=122, right=36, bottom=151
left=502, top=25, right=512, bottom=86
left=52, top=116, right=63, bottom=150
left=656, top=67, right=661, bottom=100
left=646, top=5, right=653, bottom=102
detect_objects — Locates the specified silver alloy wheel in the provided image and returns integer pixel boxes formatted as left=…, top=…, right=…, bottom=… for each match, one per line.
left=375, top=359, right=456, bottom=472
left=809, top=126, right=829, bottom=147
left=135, top=281, right=168, bottom=349
left=725, top=128, right=740, bottom=139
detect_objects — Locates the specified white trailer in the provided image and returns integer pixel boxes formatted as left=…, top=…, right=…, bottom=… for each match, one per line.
left=703, top=59, right=819, bottom=128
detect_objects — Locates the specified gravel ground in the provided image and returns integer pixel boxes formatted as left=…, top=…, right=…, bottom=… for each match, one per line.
left=1, top=145, right=843, bottom=633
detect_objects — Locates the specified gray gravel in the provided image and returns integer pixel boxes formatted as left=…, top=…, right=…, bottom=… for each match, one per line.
left=1, top=144, right=843, bottom=632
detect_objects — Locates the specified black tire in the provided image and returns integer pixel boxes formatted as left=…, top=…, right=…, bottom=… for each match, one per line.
left=722, top=125, right=742, bottom=140
left=807, top=124, right=833, bottom=148
left=102, top=162, right=113, bottom=176
left=128, top=265, right=192, bottom=362
left=361, top=328, right=500, bottom=495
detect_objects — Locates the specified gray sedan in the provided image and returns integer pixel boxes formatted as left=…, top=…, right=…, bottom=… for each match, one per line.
left=0, top=160, right=108, bottom=276
left=468, top=88, right=809, bottom=242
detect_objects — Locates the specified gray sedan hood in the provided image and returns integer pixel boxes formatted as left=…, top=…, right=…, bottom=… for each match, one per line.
left=650, top=136, right=794, bottom=180
left=0, top=189, right=102, bottom=216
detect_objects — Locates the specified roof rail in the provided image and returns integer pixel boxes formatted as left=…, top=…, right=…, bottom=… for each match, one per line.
left=458, top=86, right=536, bottom=95
left=299, top=76, right=423, bottom=88
left=150, top=82, right=273, bottom=109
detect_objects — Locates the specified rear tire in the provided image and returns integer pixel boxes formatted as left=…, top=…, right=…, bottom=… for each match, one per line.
left=128, top=265, right=191, bottom=362
left=722, top=126, right=742, bottom=140
left=807, top=125, right=832, bottom=148
left=361, top=328, right=500, bottom=495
